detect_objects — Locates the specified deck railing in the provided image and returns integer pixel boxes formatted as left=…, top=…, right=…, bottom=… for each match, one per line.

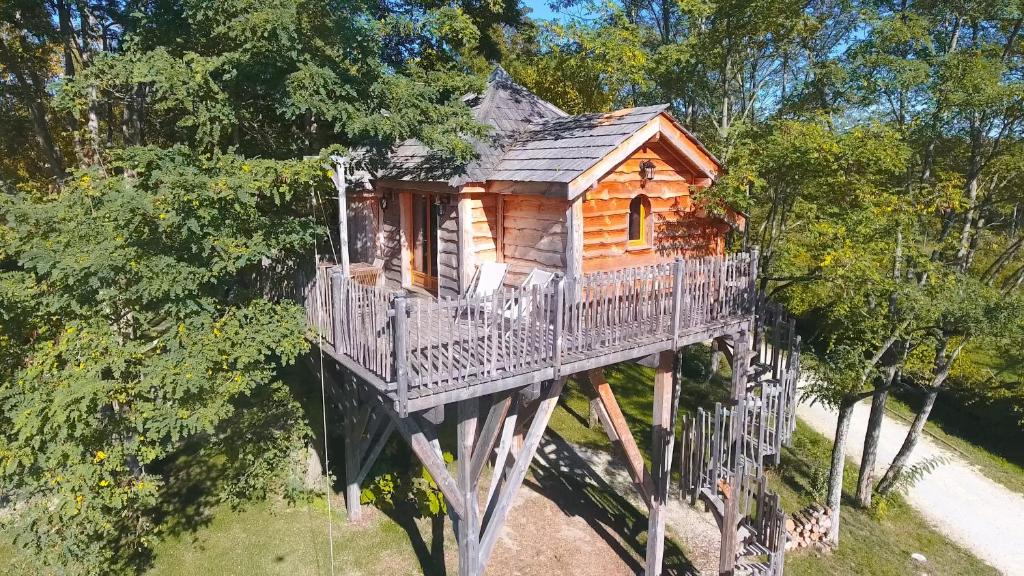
left=300, top=261, right=336, bottom=346
left=303, top=252, right=759, bottom=411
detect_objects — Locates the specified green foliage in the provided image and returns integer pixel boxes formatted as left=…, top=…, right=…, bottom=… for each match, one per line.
left=361, top=451, right=453, bottom=518
left=0, top=149, right=323, bottom=574
left=870, top=455, right=948, bottom=520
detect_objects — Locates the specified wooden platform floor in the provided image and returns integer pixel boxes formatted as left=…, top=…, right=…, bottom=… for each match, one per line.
left=323, top=304, right=749, bottom=411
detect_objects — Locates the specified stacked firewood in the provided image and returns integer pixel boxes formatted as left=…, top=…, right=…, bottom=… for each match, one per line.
left=784, top=504, right=833, bottom=550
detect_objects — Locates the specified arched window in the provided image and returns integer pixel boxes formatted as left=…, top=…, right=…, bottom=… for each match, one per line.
left=628, top=195, right=651, bottom=247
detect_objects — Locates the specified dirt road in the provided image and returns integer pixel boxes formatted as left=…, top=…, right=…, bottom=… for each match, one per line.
left=798, top=398, right=1024, bottom=576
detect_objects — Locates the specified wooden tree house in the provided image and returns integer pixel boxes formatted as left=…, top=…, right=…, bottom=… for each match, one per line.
left=302, top=67, right=801, bottom=576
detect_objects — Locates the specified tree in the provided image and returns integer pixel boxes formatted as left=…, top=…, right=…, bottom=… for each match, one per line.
left=841, top=3, right=1024, bottom=502
left=0, top=0, right=515, bottom=571
left=730, top=117, right=911, bottom=543
left=0, top=148, right=327, bottom=572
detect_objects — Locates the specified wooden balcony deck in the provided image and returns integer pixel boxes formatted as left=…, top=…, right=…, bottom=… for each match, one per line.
left=302, top=254, right=758, bottom=413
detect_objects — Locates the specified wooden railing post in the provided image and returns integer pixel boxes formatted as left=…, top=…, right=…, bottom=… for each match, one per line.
left=671, top=258, right=684, bottom=348
left=552, top=273, right=565, bottom=376
left=718, top=255, right=727, bottom=319
left=393, top=293, right=409, bottom=417
left=330, top=267, right=344, bottom=351
left=748, top=248, right=760, bottom=312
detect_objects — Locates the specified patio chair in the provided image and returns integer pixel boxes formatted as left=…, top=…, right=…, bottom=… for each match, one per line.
left=455, top=262, right=508, bottom=318
left=502, top=268, right=556, bottom=321
left=466, top=262, right=508, bottom=298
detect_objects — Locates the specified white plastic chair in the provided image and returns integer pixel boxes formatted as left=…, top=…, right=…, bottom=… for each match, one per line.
left=466, top=262, right=508, bottom=299
left=502, top=268, right=556, bottom=320
left=458, top=262, right=508, bottom=317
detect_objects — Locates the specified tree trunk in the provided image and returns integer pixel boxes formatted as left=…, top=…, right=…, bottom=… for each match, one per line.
left=826, top=398, right=854, bottom=545
left=855, top=379, right=890, bottom=508
left=0, top=37, right=66, bottom=179
left=875, top=388, right=938, bottom=495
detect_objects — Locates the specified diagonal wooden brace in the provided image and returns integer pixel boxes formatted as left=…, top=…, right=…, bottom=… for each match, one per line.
left=478, top=377, right=567, bottom=566
left=585, top=368, right=655, bottom=505
left=388, top=409, right=467, bottom=521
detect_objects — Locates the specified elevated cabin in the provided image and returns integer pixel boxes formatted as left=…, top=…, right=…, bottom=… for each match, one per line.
left=303, top=68, right=798, bottom=576
left=364, top=67, right=740, bottom=295
left=305, top=67, right=755, bottom=414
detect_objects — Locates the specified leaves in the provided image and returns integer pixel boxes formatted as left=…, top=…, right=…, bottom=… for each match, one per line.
left=0, top=150, right=319, bottom=573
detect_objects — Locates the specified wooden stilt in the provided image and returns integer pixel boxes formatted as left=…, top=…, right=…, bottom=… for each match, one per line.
left=646, top=350, right=680, bottom=576
left=457, top=398, right=481, bottom=576
left=342, top=375, right=366, bottom=523
left=585, top=368, right=654, bottom=504
left=479, top=378, right=567, bottom=566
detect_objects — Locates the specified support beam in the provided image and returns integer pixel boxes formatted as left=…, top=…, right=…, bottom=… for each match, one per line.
left=646, top=350, right=680, bottom=576
left=485, top=400, right=519, bottom=504
left=390, top=412, right=467, bottom=520
left=355, top=419, right=395, bottom=485
left=470, top=392, right=514, bottom=483
left=479, top=378, right=567, bottom=566
left=342, top=374, right=366, bottom=523
left=457, top=399, right=481, bottom=576
left=585, top=369, right=654, bottom=504
left=457, top=194, right=475, bottom=293
left=588, top=397, right=604, bottom=430
left=330, top=155, right=350, bottom=275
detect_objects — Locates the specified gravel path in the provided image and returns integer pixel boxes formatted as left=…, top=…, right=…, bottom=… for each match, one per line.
left=797, top=396, right=1024, bottom=576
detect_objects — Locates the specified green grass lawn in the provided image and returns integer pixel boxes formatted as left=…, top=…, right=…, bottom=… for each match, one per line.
left=2, top=496, right=454, bottom=576
left=147, top=497, right=453, bottom=576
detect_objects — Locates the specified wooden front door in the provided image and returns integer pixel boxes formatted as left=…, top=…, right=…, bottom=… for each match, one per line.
left=407, top=192, right=439, bottom=293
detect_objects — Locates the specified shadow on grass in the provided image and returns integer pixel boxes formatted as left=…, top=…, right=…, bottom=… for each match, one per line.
left=529, top=430, right=698, bottom=575
left=375, top=503, right=448, bottom=576
left=151, top=371, right=318, bottom=542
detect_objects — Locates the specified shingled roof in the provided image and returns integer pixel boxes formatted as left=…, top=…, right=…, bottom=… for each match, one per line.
left=488, top=104, right=670, bottom=183
left=383, top=66, right=720, bottom=190
left=386, top=67, right=567, bottom=185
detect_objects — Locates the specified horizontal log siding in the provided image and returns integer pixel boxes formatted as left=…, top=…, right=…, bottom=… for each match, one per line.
left=502, top=194, right=569, bottom=283
left=467, top=193, right=500, bottom=264
left=582, top=142, right=729, bottom=273
left=437, top=201, right=460, bottom=297
left=379, top=189, right=403, bottom=285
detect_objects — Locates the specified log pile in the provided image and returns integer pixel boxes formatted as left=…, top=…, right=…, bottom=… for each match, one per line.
left=784, top=504, right=833, bottom=550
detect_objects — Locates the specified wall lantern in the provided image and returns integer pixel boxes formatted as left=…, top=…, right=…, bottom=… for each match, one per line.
left=639, top=160, right=656, bottom=183
left=379, top=192, right=390, bottom=211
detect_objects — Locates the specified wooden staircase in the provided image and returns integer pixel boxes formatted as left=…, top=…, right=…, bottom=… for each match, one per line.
left=679, top=297, right=801, bottom=576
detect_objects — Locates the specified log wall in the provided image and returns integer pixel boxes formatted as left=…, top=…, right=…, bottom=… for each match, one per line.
left=379, top=188, right=403, bottom=285
left=467, top=193, right=501, bottom=265
left=582, top=141, right=730, bottom=273
left=436, top=201, right=460, bottom=297
left=501, top=194, right=570, bottom=283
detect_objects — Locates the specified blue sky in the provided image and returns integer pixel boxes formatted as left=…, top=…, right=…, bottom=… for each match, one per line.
left=521, top=0, right=563, bottom=22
